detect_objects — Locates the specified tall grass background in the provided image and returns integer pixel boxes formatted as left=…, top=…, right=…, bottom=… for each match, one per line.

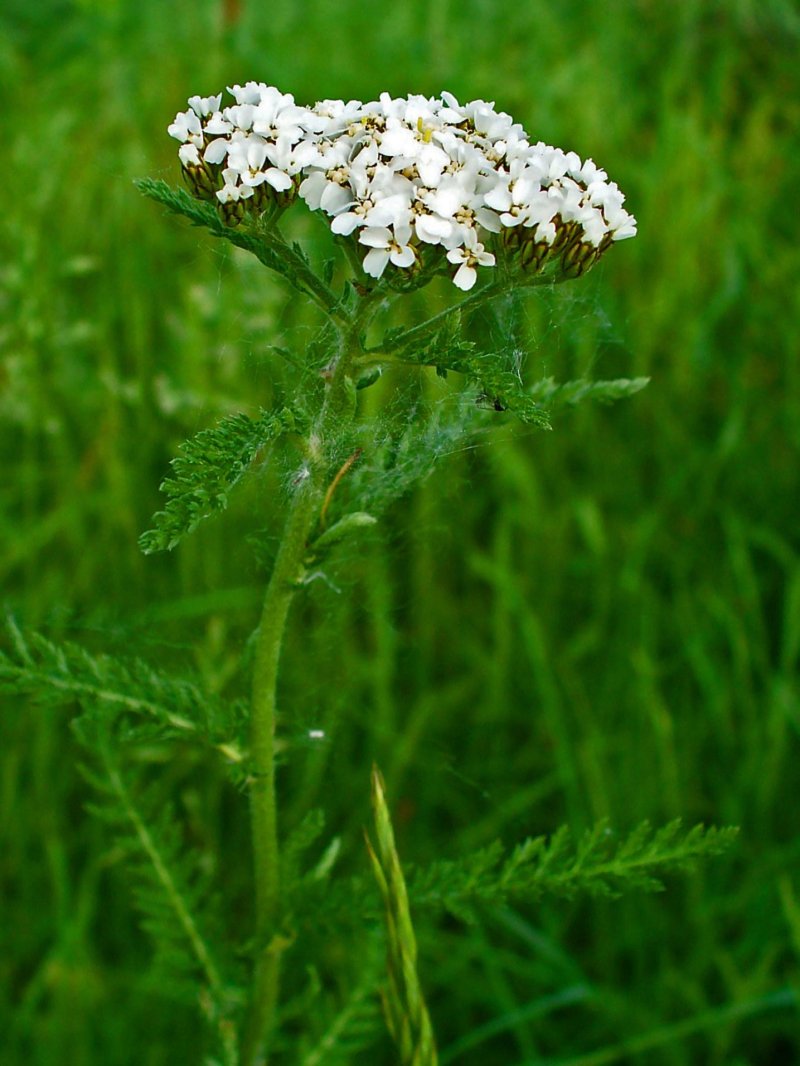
left=2, top=0, right=799, bottom=1062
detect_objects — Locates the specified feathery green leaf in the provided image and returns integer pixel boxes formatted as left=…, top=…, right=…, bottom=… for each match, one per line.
left=292, top=820, right=738, bottom=931
left=410, top=820, right=739, bottom=921
left=75, top=720, right=231, bottom=1009
left=297, top=970, right=383, bottom=1066
left=529, top=375, right=651, bottom=409
left=140, top=406, right=307, bottom=554
left=136, top=179, right=344, bottom=315
left=0, top=619, right=245, bottom=760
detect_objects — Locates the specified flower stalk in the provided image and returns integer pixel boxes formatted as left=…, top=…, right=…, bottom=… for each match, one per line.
left=240, top=300, right=377, bottom=1066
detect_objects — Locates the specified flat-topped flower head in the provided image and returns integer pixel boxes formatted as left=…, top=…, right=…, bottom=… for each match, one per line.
left=168, top=84, right=637, bottom=286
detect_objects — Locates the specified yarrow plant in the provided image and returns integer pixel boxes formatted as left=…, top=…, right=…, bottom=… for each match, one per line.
left=169, top=83, right=637, bottom=289
left=1, top=80, right=736, bottom=1066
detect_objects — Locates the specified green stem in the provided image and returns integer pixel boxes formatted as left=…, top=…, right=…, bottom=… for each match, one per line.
left=240, top=299, right=376, bottom=1066
left=268, top=224, right=349, bottom=325
left=377, top=272, right=566, bottom=356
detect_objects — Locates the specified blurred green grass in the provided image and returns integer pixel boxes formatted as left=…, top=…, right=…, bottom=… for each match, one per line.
left=2, top=0, right=800, bottom=1063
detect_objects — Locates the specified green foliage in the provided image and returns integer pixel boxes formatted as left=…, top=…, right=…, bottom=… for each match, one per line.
left=345, top=395, right=483, bottom=517
left=298, top=976, right=386, bottom=1066
left=307, top=511, right=378, bottom=562
left=74, top=719, right=238, bottom=1061
left=281, top=808, right=330, bottom=900
left=528, top=375, right=651, bottom=409
left=367, top=767, right=438, bottom=1066
left=409, top=820, right=740, bottom=923
left=0, top=618, right=245, bottom=760
left=136, top=179, right=343, bottom=315
left=388, top=313, right=551, bottom=427
left=295, top=820, right=737, bottom=931
left=140, top=406, right=308, bottom=554
left=387, top=313, right=648, bottom=428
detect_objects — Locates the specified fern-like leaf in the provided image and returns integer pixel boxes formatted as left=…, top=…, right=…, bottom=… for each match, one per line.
left=386, top=315, right=647, bottom=427
left=140, top=406, right=307, bottom=554
left=529, top=375, right=650, bottom=409
left=410, top=820, right=739, bottom=921
left=136, top=179, right=343, bottom=316
left=291, top=820, right=737, bottom=931
left=75, top=719, right=230, bottom=1008
left=387, top=317, right=547, bottom=427
left=297, top=971, right=384, bottom=1066
left=0, top=618, right=245, bottom=760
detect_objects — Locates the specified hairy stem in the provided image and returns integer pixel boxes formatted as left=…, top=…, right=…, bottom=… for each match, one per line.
left=377, top=272, right=566, bottom=356
left=240, top=299, right=375, bottom=1066
left=268, top=224, right=349, bottom=325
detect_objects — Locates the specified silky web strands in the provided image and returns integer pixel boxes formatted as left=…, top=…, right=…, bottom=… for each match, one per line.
left=169, top=83, right=637, bottom=291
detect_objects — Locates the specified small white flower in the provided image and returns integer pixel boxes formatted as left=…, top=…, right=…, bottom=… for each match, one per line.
left=204, top=138, right=230, bottom=166
left=227, top=137, right=269, bottom=185
left=168, top=109, right=203, bottom=145
left=608, top=207, right=637, bottom=240
left=178, top=143, right=202, bottom=168
left=413, top=207, right=454, bottom=246
left=299, top=169, right=352, bottom=213
left=358, top=223, right=416, bottom=278
left=225, top=104, right=256, bottom=132
left=252, top=91, right=308, bottom=142
left=216, top=169, right=254, bottom=204
left=331, top=192, right=407, bottom=236
left=228, top=81, right=268, bottom=106
left=205, top=111, right=234, bottom=137
left=581, top=207, right=609, bottom=247
left=188, top=94, right=222, bottom=117
left=169, top=84, right=637, bottom=268
left=446, top=231, right=495, bottom=290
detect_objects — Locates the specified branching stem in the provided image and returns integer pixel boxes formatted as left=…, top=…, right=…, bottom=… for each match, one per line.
left=376, top=272, right=566, bottom=356
left=240, top=296, right=378, bottom=1066
left=268, top=224, right=350, bottom=325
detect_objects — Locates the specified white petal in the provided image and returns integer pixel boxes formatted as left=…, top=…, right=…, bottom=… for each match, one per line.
left=393, top=221, right=413, bottom=247
left=367, top=194, right=408, bottom=227
left=415, top=214, right=452, bottom=244
left=265, top=168, right=293, bottom=192
left=483, top=184, right=512, bottom=212
left=363, top=247, right=390, bottom=278
left=331, top=213, right=361, bottom=236
left=416, top=145, right=448, bottom=186
left=299, top=172, right=326, bottom=209
left=452, top=263, right=477, bottom=290
left=611, top=211, right=637, bottom=240
left=205, top=112, right=233, bottom=136
left=204, top=139, right=229, bottom=165
left=179, top=143, right=202, bottom=167
left=534, top=220, right=557, bottom=244
left=581, top=210, right=608, bottom=247
left=390, top=245, right=416, bottom=269
left=379, top=128, right=417, bottom=156
left=320, top=183, right=353, bottom=215
left=247, top=141, right=269, bottom=169
left=358, top=227, right=392, bottom=249
left=475, top=207, right=502, bottom=233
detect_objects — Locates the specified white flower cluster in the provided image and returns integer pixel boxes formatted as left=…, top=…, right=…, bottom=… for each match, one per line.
left=169, top=84, right=637, bottom=290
